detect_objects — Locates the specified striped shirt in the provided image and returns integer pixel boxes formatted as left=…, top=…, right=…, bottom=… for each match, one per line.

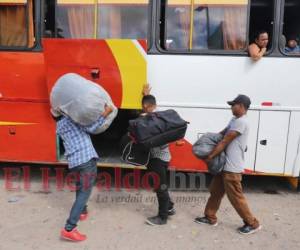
left=56, top=116, right=105, bottom=169
left=150, top=145, right=171, bottom=162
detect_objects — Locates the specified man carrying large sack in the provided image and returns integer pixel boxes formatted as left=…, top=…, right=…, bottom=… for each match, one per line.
left=58, top=106, right=113, bottom=242
left=49, top=73, right=117, bottom=241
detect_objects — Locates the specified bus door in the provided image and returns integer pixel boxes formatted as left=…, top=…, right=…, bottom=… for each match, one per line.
left=254, top=111, right=290, bottom=174
left=0, top=0, right=57, bottom=162
left=42, top=1, right=148, bottom=162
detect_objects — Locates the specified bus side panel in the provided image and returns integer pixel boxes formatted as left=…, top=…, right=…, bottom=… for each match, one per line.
left=285, top=111, right=300, bottom=176
left=148, top=55, right=300, bottom=108
left=254, top=111, right=290, bottom=174
left=0, top=101, right=57, bottom=162
left=0, top=52, right=48, bottom=100
left=168, top=108, right=229, bottom=172
left=167, top=107, right=258, bottom=173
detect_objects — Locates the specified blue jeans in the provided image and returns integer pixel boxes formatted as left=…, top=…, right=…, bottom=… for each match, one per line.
left=65, top=158, right=97, bottom=231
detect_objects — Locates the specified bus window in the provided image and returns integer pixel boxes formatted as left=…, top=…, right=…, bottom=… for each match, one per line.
left=56, top=0, right=149, bottom=39
left=281, top=0, right=300, bottom=55
left=56, top=1, right=95, bottom=38
left=0, top=0, right=34, bottom=48
left=43, top=0, right=56, bottom=38
left=98, top=3, right=148, bottom=39
left=163, top=0, right=249, bottom=51
left=249, top=0, right=274, bottom=51
left=164, top=1, right=191, bottom=50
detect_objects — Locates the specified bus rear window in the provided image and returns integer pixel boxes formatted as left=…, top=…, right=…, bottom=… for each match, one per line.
left=56, top=0, right=149, bottom=39
left=0, top=0, right=34, bottom=48
left=163, top=0, right=249, bottom=52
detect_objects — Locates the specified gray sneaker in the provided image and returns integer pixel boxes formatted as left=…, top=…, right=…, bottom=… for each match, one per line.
left=146, top=216, right=167, bottom=226
left=194, top=217, right=218, bottom=226
left=238, top=224, right=262, bottom=235
left=168, top=207, right=176, bottom=216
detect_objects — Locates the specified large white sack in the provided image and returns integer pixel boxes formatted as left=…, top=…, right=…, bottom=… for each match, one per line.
left=50, top=73, right=118, bottom=134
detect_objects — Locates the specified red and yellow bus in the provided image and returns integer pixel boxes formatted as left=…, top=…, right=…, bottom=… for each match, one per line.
left=1, top=0, right=300, bottom=188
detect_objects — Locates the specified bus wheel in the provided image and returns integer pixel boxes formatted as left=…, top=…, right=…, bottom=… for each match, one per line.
left=286, top=177, right=299, bottom=191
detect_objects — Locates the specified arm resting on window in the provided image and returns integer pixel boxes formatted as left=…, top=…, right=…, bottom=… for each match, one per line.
left=248, top=44, right=266, bottom=61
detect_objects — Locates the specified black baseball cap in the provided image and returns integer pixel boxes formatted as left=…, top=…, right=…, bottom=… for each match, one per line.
left=227, top=94, right=251, bottom=109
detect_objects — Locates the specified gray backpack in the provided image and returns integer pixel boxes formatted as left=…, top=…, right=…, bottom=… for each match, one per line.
left=192, top=133, right=226, bottom=175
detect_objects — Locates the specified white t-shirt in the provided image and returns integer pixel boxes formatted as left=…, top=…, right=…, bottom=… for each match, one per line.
left=223, top=115, right=249, bottom=173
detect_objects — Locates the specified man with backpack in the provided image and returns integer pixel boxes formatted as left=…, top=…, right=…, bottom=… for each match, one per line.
left=142, top=85, right=176, bottom=226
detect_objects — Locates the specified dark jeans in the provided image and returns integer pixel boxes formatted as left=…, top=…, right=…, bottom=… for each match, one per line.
left=65, top=158, right=97, bottom=231
left=147, top=158, right=174, bottom=219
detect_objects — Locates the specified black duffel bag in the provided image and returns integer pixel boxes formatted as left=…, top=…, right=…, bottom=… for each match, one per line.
left=128, top=109, right=188, bottom=149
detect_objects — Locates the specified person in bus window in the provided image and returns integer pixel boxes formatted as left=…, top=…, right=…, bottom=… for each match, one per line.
left=57, top=105, right=113, bottom=242
left=194, top=95, right=261, bottom=235
left=285, top=38, right=300, bottom=54
left=248, top=31, right=269, bottom=61
left=142, top=84, right=176, bottom=226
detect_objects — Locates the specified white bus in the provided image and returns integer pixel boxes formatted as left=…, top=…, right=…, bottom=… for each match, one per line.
left=0, top=0, right=299, bottom=188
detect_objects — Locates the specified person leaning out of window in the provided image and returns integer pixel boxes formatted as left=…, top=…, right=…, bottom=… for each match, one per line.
left=285, top=38, right=300, bottom=54
left=248, top=31, right=269, bottom=61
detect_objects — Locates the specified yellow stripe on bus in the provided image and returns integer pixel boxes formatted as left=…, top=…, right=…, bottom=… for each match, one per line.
left=0, top=121, right=35, bottom=126
left=57, top=0, right=247, bottom=4
left=106, top=40, right=146, bottom=109
left=98, top=0, right=148, bottom=3
left=0, top=0, right=26, bottom=3
left=57, top=0, right=94, bottom=3
left=57, top=0, right=148, bottom=4
left=169, top=0, right=248, bottom=4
